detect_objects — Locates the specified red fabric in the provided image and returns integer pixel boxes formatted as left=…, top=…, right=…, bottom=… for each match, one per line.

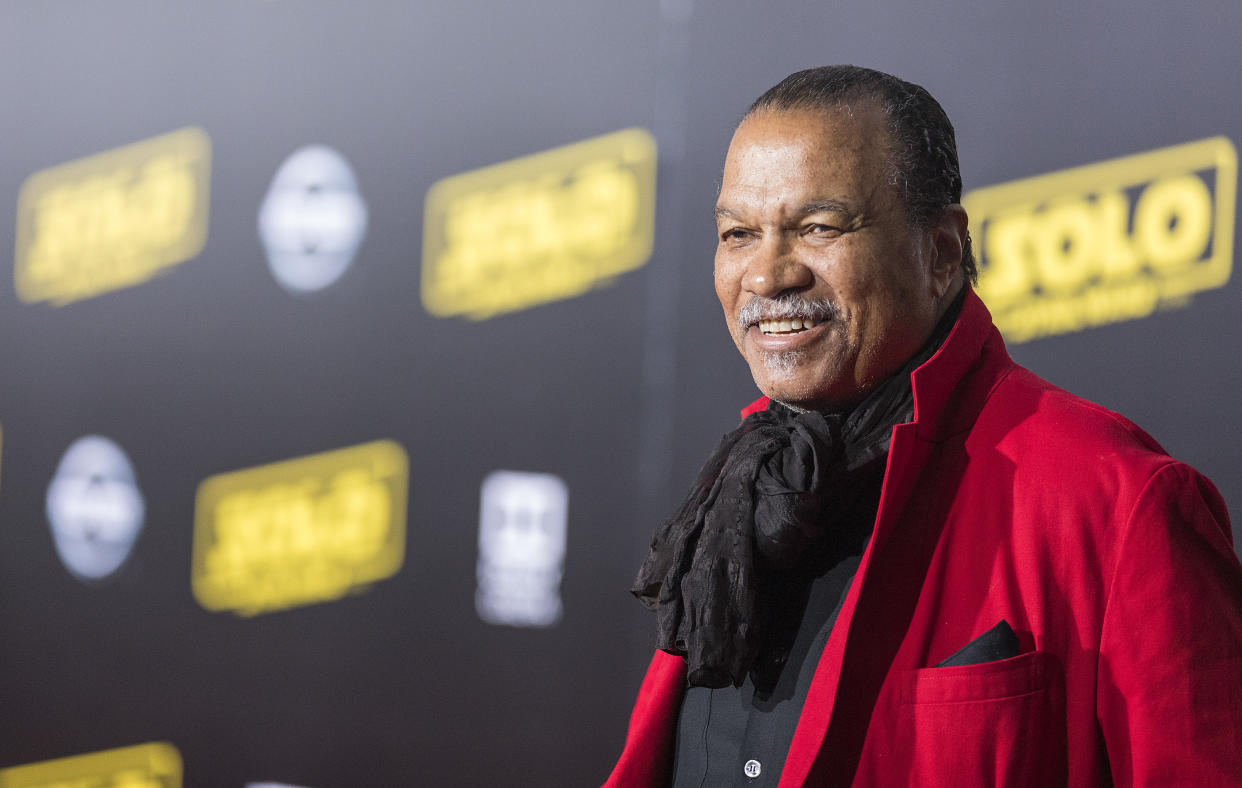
left=603, top=289, right=1242, bottom=787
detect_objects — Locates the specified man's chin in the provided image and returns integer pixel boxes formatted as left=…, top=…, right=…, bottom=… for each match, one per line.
left=751, top=366, right=853, bottom=414
left=753, top=377, right=827, bottom=413
left=757, top=347, right=807, bottom=379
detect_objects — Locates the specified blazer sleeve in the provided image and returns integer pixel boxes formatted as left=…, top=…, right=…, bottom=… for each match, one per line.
left=1096, top=461, right=1242, bottom=785
left=602, top=650, right=686, bottom=788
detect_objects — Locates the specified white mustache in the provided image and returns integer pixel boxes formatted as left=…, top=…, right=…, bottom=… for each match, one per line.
left=737, top=293, right=840, bottom=333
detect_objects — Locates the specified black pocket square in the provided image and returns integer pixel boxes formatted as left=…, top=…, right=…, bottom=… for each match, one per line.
left=935, top=619, right=1020, bottom=667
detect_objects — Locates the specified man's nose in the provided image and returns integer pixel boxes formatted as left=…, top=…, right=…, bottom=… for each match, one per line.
left=743, top=237, right=813, bottom=297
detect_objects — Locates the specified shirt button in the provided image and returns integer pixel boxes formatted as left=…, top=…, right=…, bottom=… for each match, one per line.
left=744, top=759, right=762, bottom=778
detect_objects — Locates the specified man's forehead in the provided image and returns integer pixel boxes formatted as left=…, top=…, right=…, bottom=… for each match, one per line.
left=716, top=105, right=892, bottom=212
left=734, top=102, right=888, bottom=146
left=713, top=198, right=857, bottom=221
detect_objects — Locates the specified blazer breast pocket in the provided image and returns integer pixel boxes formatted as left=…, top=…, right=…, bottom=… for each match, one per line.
left=896, top=650, right=1066, bottom=786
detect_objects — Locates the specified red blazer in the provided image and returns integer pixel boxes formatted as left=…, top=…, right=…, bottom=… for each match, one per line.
left=605, top=290, right=1242, bottom=787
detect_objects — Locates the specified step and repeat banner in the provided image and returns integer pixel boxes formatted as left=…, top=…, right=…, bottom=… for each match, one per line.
left=1, top=2, right=1238, bottom=786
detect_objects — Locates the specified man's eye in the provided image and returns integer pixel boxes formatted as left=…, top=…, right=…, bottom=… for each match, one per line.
left=721, top=228, right=751, bottom=242
left=805, top=223, right=840, bottom=235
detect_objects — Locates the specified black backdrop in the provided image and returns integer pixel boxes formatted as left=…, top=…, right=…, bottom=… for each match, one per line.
left=1, top=2, right=1238, bottom=786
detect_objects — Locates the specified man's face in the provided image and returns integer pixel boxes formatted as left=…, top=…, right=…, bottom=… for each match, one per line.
left=714, top=105, right=951, bottom=411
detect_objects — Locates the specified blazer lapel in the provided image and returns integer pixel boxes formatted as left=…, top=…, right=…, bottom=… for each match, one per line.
left=779, top=421, right=936, bottom=786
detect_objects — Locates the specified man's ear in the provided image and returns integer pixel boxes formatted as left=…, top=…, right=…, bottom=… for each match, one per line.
left=927, top=204, right=969, bottom=297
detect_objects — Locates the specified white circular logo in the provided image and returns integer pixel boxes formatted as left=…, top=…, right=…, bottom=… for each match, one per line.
left=743, top=759, right=762, bottom=778
left=258, top=145, right=369, bottom=294
left=46, top=435, right=146, bottom=582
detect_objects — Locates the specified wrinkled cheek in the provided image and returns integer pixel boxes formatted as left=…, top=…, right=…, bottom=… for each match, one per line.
left=712, top=253, right=732, bottom=293
left=714, top=285, right=744, bottom=350
left=714, top=250, right=749, bottom=302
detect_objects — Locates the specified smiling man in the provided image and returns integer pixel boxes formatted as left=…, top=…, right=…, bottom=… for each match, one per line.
left=606, top=66, right=1242, bottom=787
left=714, top=100, right=963, bottom=412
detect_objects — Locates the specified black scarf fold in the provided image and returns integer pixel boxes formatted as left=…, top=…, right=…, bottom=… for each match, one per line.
left=632, top=290, right=965, bottom=688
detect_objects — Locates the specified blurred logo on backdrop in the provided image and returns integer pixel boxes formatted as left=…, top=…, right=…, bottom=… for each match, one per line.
left=192, top=440, right=408, bottom=616
left=476, top=470, right=568, bottom=628
left=421, top=127, right=657, bottom=319
left=14, top=127, right=211, bottom=306
left=258, top=145, right=369, bottom=294
left=965, top=136, right=1237, bottom=343
left=46, top=435, right=146, bottom=583
left=0, top=741, right=181, bottom=787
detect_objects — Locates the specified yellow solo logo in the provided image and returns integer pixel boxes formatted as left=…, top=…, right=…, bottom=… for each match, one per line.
left=0, top=741, right=182, bottom=787
left=964, top=137, right=1237, bottom=342
left=14, top=127, right=211, bottom=306
left=421, top=127, right=657, bottom=319
left=192, top=440, right=408, bottom=617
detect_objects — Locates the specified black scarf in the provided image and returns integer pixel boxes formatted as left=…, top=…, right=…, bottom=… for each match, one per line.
left=632, top=291, right=964, bottom=688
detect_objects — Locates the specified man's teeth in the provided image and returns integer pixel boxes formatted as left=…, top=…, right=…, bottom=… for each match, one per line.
left=758, top=317, right=819, bottom=334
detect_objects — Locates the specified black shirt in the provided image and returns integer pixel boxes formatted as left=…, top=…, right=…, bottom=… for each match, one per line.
left=669, top=459, right=883, bottom=787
